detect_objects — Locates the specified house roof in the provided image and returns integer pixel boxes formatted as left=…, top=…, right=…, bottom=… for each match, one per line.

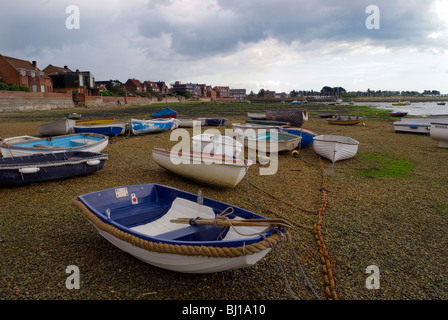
left=126, top=78, right=143, bottom=87
left=43, top=64, right=73, bottom=75
left=2, top=55, right=41, bottom=71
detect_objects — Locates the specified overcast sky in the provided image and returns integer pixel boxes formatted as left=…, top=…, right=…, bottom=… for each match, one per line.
left=1, top=0, right=447, bottom=93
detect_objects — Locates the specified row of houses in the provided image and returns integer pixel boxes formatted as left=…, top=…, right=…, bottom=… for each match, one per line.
left=0, top=53, right=247, bottom=101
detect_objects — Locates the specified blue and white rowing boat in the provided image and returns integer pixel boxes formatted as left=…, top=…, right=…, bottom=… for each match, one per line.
left=73, top=122, right=127, bottom=137
left=278, top=127, right=318, bottom=148
left=72, top=183, right=290, bottom=273
left=130, top=118, right=179, bottom=135
left=0, top=151, right=108, bottom=187
left=0, top=133, right=109, bottom=157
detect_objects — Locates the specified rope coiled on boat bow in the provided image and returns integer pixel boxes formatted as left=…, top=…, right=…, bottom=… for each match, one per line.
left=71, top=198, right=283, bottom=258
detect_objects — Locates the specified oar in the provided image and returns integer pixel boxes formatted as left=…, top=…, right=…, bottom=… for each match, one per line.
left=170, top=217, right=293, bottom=229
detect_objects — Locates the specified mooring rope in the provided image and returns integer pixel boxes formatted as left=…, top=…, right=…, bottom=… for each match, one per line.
left=243, top=160, right=320, bottom=300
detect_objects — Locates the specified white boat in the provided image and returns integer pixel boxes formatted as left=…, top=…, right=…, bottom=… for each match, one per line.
left=1, top=133, right=109, bottom=157
left=232, top=123, right=280, bottom=138
left=72, top=184, right=289, bottom=273
left=313, top=135, right=360, bottom=163
left=192, top=134, right=243, bottom=158
left=38, top=118, right=76, bottom=136
left=152, top=148, right=252, bottom=188
left=244, top=132, right=301, bottom=153
left=130, top=118, right=179, bottom=135
left=393, top=116, right=448, bottom=135
left=247, top=112, right=266, bottom=120
left=430, top=122, right=448, bottom=148
left=177, top=119, right=202, bottom=128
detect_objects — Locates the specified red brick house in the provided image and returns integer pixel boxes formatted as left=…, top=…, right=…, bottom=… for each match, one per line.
left=0, top=53, right=53, bottom=92
left=212, top=86, right=229, bottom=98
left=143, top=80, right=160, bottom=92
left=124, top=78, right=143, bottom=92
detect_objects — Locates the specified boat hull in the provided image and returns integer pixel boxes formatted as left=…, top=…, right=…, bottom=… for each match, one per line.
left=152, top=148, right=251, bottom=188
left=0, top=133, right=109, bottom=157
left=393, top=116, right=448, bottom=135
left=73, top=123, right=126, bottom=137
left=430, top=123, right=448, bottom=148
left=0, top=151, right=107, bottom=187
left=327, top=116, right=364, bottom=125
left=245, top=132, right=301, bottom=153
left=278, top=127, right=317, bottom=148
left=73, top=183, right=284, bottom=273
left=205, top=118, right=227, bottom=126
left=76, top=118, right=115, bottom=125
left=313, top=135, right=359, bottom=162
left=130, top=118, right=178, bottom=135
left=38, top=119, right=76, bottom=136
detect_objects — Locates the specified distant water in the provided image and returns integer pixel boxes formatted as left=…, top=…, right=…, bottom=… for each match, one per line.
left=356, top=101, right=448, bottom=116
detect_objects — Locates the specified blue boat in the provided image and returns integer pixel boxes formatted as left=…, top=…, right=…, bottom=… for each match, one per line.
left=130, top=118, right=179, bottom=135
left=279, top=127, right=318, bottom=148
left=290, top=100, right=302, bottom=104
left=72, top=183, right=290, bottom=273
left=73, top=123, right=127, bottom=137
left=150, top=107, right=177, bottom=119
left=0, top=133, right=109, bottom=157
left=0, top=151, right=108, bottom=187
left=205, top=118, right=227, bottom=126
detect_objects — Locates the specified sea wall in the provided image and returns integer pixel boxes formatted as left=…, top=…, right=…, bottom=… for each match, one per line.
left=0, top=91, right=75, bottom=112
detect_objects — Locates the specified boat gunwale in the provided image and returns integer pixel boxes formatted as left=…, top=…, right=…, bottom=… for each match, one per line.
left=152, top=147, right=252, bottom=166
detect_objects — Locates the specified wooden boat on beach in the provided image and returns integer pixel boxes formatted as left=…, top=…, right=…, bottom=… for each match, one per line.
left=0, top=133, right=109, bottom=157
left=392, top=101, right=411, bottom=106
left=244, top=132, right=301, bottom=153
left=0, top=151, right=108, bottom=187
left=72, top=183, right=289, bottom=273
left=130, top=118, right=179, bottom=135
left=152, top=148, right=252, bottom=188
left=38, top=118, right=76, bottom=136
left=327, top=115, right=364, bottom=125
left=430, top=122, right=448, bottom=148
left=313, top=135, right=359, bottom=163
left=246, top=119, right=290, bottom=126
left=76, top=118, right=115, bottom=125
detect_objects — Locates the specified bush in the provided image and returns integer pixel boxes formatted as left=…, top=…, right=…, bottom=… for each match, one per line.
left=0, top=82, right=9, bottom=90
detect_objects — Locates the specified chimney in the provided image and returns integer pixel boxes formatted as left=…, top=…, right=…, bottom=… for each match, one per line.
left=32, top=61, right=37, bottom=68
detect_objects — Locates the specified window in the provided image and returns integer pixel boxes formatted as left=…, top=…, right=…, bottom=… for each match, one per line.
left=32, top=85, right=37, bottom=92
left=41, top=85, right=45, bottom=92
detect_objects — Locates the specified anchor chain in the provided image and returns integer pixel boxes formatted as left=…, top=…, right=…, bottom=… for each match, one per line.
left=314, top=158, right=339, bottom=300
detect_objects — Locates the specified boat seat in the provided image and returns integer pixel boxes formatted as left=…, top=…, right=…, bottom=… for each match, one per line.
left=154, top=224, right=226, bottom=241
left=33, top=144, right=61, bottom=149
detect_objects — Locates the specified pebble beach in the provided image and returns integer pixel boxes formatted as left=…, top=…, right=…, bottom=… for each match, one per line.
left=1, top=101, right=447, bottom=302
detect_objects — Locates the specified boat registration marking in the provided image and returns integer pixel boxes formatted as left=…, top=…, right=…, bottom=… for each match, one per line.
left=115, top=187, right=129, bottom=198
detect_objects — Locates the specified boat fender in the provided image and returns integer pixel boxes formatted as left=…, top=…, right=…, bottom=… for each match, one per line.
left=86, top=160, right=101, bottom=166
left=19, top=167, right=40, bottom=174
left=291, top=150, right=300, bottom=158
